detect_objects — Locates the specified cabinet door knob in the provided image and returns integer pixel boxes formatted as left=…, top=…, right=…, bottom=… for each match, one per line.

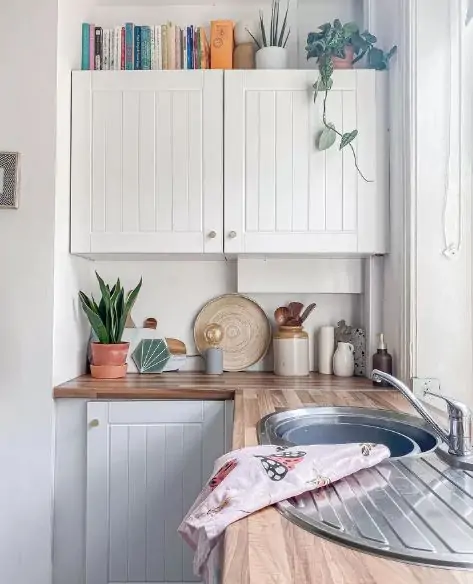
left=208, top=231, right=217, bottom=239
left=89, top=419, right=100, bottom=428
left=229, top=231, right=237, bottom=239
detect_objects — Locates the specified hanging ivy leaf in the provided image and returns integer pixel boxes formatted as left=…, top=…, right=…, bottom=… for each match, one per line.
left=339, top=130, right=358, bottom=150
left=319, top=125, right=337, bottom=151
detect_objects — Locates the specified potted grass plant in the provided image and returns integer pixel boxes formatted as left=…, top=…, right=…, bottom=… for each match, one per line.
left=79, top=272, right=142, bottom=379
left=247, top=0, right=291, bottom=69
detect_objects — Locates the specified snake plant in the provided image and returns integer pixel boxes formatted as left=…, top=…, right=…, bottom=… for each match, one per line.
left=79, top=272, right=142, bottom=344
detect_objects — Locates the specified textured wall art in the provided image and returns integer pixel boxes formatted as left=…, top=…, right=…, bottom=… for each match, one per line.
left=0, top=152, right=20, bottom=209
left=335, top=320, right=366, bottom=377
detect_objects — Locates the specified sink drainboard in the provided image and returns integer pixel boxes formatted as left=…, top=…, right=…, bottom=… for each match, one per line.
left=258, top=407, right=473, bottom=569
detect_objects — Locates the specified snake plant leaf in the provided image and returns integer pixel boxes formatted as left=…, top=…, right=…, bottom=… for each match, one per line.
left=125, top=278, right=143, bottom=318
left=79, top=293, right=109, bottom=344
left=96, top=272, right=112, bottom=333
left=319, top=125, right=337, bottom=151
left=278, top=2, right=290, bottom=47
left=259, top=10, right=267, bottom=47
left=340, top=130, right=358, bottom=150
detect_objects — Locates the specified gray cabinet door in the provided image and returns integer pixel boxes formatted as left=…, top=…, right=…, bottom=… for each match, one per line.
left=86, top=401, right=230, bottom=584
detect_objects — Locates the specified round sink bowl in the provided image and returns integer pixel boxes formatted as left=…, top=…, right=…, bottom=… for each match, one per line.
left=258, top=407, right=440, bottom=459
left=278, top=421, right=420, bottom=459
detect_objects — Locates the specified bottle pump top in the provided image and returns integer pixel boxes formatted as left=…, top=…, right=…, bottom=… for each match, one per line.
left=378, top=333, right=387, bottom=351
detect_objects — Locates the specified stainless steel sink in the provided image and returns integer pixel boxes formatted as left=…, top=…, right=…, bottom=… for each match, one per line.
left=258, top=407, right=473, bottom=569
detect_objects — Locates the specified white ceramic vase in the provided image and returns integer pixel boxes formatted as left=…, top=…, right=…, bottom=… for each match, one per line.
left=333, top=342, right=355, bottom=377
left=256, top=46, right=288, bottom=70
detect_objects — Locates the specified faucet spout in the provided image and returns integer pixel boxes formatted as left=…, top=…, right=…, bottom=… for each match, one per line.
left=371, top=370, right=450, bottom=444
left=370, top=370, right=472, bottom=456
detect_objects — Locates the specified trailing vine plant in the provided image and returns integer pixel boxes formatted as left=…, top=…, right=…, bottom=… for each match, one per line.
left=306, top=20, right=397, bottom=182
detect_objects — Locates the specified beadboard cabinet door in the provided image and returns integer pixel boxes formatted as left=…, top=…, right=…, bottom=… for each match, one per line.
left=86, top=400, right=231, bottom=584
left=224, top=70, right=389, bottom=255
left=71, top=71, right=223, bottom=256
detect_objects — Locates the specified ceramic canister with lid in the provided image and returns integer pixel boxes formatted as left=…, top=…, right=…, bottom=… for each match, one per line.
left=273, top=326, right=310, bottom=377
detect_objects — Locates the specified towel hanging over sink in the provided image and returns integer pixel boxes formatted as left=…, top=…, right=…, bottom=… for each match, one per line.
left=178, top=442, right=390, bottom=582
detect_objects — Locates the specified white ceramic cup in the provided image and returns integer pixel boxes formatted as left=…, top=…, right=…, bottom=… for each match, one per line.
left=256, top=46, right=288, bottom=69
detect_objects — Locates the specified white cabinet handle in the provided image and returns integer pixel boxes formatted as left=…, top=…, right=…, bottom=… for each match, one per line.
left=208, top=231, right=217, bottom=239
left=229, top=231, right=237, bottom=239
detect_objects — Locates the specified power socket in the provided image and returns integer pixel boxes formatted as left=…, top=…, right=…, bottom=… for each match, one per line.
left=412, top=377, right=442, bottom=405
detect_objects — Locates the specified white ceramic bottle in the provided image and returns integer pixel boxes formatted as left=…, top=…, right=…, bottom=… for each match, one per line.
left=318, top=326, right=335, bottom=375
left=333, top=342, right=355, bottom=377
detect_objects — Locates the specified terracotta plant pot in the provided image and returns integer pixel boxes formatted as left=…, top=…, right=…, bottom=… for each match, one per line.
left=332, top=46, right=355, bottom=69
left=91, top=364, right=128, bottom=379
left=91, top=342, right=129, bottom=366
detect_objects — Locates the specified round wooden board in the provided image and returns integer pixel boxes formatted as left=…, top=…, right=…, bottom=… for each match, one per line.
left=194, top=294, right=272, bottom=372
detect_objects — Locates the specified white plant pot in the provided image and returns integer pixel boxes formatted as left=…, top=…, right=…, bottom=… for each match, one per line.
left=256, top=46, right=288, bottom=70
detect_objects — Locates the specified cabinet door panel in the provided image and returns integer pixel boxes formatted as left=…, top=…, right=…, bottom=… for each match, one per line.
left=86, top=401, right=229, bottom=584
left=224, top=70, right=388, bottom=255
left=72, top=71, right=223, bottom=255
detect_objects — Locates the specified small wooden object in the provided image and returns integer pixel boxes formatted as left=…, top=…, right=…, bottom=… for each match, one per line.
left=233, top=43, right=255, bottom=69
left=211, top=20, right=234, bottom=69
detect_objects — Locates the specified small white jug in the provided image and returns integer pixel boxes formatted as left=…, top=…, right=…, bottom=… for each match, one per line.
left=333, top=342, right=355, bottom=377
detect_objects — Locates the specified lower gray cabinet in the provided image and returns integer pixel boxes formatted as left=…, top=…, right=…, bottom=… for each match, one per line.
left=53, top=399, right=233, bottom=584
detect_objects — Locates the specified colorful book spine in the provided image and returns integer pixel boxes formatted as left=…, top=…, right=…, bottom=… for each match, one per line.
left=95, top=27, right=103, bottom=70
left=155, top=26, right=162, bottom=70
left=175, top=26, right=181, bottom=70
left=109, top=29, right=114, bottom=70
left=114, top=26, right=121, bottom=70
left=142, top=26, right=151, bottom=69
left=89, top=25, right=95, bottom=70
left=200, top=27, right=209, bottom=69
left=121, top=27, right=126, bottom=69
left=134, top=26, right=142, bottom=70
left=194, top=27, right=200, bottom=70
left=82, top=23, right=90, bottom=70
left=168, top=23, right=176, bottom=70
left=125, top=23, right=134, bottom=70
left=103, top=29, right=110, bottom=70
left=186, top=27, right=192, bottom=69
left=183, top=29, right=188, bottom=70
left=150, top=26, right=155, bottom=69
left=161, top=24, right=168, bottom=70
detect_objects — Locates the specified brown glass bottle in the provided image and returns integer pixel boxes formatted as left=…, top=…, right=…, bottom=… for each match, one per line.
left=372, top=334, right=393, bottom=387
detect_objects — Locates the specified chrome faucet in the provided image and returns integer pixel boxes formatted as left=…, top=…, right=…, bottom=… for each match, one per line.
left=371, top=370, right=472, bottom=457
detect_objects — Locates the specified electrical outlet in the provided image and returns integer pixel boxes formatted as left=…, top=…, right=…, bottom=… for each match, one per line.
left=412, top=377, right=441, bottom=404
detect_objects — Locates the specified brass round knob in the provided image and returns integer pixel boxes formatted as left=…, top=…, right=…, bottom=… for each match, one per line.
left=208, top=231, right=217, bottom=239
left=89, top=419, right=100, bottom=428
left=229, top=231, right=237, bottom=239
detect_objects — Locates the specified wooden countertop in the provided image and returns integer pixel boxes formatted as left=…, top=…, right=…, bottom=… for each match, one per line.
left=53, top=372, right=375, bottom=400
left=54, top=373, right=468, bottom=583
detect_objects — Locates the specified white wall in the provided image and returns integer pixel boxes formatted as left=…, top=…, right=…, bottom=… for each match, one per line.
left=53, top=0, right=95, bottom=385
left=94, top=260, right=362, bottom=371
left=0, top=1, right=58, bottom=583
left=412, top=0, right=473, bottom=403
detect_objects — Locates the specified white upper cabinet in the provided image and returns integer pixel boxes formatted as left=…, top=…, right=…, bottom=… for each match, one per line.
left=224, top=70, right=389, bottom=255
left=71, top=71, right=223, bottom=255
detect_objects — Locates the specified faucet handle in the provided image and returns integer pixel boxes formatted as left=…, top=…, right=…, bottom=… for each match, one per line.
left=424, top=390, right=471, bottom=419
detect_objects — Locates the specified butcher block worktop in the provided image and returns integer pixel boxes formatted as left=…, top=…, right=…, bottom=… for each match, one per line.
left=54, top=373, right=468, bottom=584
